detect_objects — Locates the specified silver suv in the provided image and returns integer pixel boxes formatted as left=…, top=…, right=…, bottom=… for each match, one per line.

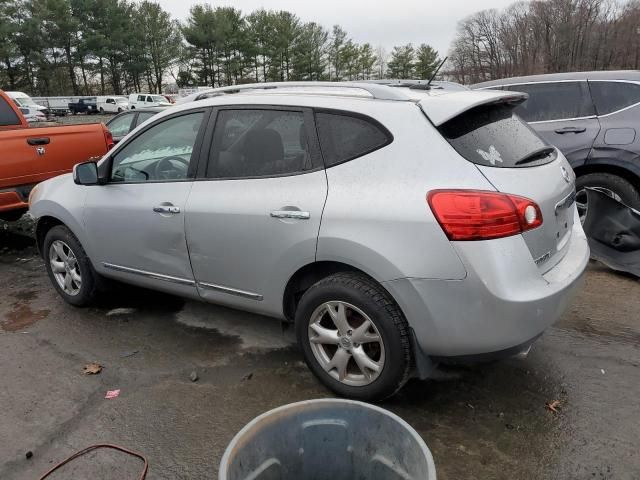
left=30, top=82, right=589, bottom=400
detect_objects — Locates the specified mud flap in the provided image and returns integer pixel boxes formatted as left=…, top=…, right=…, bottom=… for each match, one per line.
left=409, top=329, right=437, bottom=380
left=583, top=187, right=640, bottom=278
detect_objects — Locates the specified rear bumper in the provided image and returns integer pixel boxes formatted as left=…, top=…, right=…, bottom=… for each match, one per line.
left=384, top=217, right=589, bottom=357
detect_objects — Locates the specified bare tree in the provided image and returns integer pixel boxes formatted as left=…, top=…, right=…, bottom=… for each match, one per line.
left=446, top=0, right=640, bottom=84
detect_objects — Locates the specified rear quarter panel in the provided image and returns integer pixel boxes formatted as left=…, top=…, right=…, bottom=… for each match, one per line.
left=317, top=101, right=495, bottom=281
left=587, top=104, right=640, bottom=176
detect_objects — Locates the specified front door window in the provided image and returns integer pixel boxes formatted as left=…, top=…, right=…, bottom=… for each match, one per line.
left=110, top=112, right=204, bottom=183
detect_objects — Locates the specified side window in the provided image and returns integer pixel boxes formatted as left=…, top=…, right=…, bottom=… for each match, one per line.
left=106, top=114, right=135, bottom=137
left=505, top=82, right=594, bottom=122
left=138, top=95, right=146, bottom=102
left=110, top=112, right=204, bottom=183
left=147, top=96, right=153, bottom=103
left=589, top=81, right=640, bottom=115
left=0, top=96, right=21, bottom=126
left=107, top=98, right=115, bottom=104
left=315, top=112, right=391, bottom=167
left=136, top=112, right=157, bottom=125
left=208, top=109, right=311, bottom=178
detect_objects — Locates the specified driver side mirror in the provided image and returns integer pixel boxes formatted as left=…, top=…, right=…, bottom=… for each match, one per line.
left=73, top=161, right=99, bottom=185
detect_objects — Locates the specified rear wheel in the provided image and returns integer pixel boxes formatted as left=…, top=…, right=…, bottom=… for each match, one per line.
left=295, top=272, right=412, bottom=401
left=99, top=107, right=104, bottom=113
left=576, top=173, right=640, bottom=222
left=43, top=226, right=100, bottom=306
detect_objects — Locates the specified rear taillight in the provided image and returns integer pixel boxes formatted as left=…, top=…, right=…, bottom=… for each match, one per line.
left=105, top=129, right=114, bottom=150
left=427, top=190, right=543, bottom=241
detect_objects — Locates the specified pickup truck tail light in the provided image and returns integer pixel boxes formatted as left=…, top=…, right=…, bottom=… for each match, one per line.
left=105, top=129, right=114, bottom=150
left=427, top=190, right=543, bottom=241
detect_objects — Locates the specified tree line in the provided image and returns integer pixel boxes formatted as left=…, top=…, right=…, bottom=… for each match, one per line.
left=0, top=0, right=442, bottom=96
left=447, top=0, right=640, bottom=84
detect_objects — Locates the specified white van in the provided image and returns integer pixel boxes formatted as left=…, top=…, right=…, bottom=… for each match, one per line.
left=128, top=93, right=172, bottom=109
left=6, top=91, right=47, bottom=111
left=97, top=96, right=129, bottom=113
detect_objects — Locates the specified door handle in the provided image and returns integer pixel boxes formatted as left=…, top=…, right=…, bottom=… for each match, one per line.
left=270, top=210, right=310, bottom=220
left=153, top=205, right=180, bottom=214
left=27, top=137, right=50, bottom=145
left=554, top=127, right=586, bottom=134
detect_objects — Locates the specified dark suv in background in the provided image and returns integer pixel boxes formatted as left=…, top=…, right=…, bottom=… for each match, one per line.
left=472, top=71, right=640, bottom=219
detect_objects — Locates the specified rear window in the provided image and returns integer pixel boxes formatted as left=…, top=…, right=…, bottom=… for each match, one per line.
left=0, top=96, right=21, bottom=126
left=589, top=81, right=640, bottom=115
left=315, top=112, right=392, bottom=167
left=439, top=103, right=557, bottom=168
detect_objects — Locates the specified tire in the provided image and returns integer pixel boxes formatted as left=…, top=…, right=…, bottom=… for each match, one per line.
left=99, top=107, right=104, bottom=113
left=295, top=272, right=412, bottom=401
left=130, top=106, right=135, bottom=110
left=0, top=209, right=27, bottom=222
left=43, top=225, right=100, bottom=307
left=117, top=108, right=123, bottom=113
left=576, top=172, right=640, bottom=221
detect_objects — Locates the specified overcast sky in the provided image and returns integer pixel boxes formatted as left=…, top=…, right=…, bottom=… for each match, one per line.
left=155, top=0, right=518, bottom=56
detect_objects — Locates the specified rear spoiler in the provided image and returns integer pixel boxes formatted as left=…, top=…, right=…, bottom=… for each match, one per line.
left=418, top=90, right=527, bottom=126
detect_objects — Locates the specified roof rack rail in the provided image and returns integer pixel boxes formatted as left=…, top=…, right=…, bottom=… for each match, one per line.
left=202, top=82, right=410, bottom=101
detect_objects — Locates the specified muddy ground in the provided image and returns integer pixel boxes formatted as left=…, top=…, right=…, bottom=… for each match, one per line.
left=0, top=217, right=639, bottom=479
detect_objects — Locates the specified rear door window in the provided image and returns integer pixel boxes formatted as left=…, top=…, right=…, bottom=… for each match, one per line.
left=504, top=82, right=594, bottom=122
left=107, top=113, right=135, bottom=137
left=315, top=112, right=391, bottom=166
left=589, top=81, right=640, bottom=115
left=208, top=109, right=312, bottom=178
left=136, top=112, right=157, bottom=125
left=439, top=103, right=557, bottom=168
left=0, top=96, right=21, bottom=126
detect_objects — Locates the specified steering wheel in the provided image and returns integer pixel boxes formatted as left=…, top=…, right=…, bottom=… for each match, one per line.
left=153, top=156, right=189, bottom=180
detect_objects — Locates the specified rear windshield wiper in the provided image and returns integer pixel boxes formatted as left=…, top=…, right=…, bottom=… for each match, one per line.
left=515, top=146, right=556, bottom=166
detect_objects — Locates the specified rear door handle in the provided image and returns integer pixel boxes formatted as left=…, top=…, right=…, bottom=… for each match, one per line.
left=554, top=127, right=586, bottom=134
left=27, top=137, right=50, bottom=145
left=270, top=210, right=310, bottom=220
left=153, top=205, right=180, bottom=214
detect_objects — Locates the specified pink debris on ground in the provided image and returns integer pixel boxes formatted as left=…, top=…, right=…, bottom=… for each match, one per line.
left=105, top=389, right=121, bottom=399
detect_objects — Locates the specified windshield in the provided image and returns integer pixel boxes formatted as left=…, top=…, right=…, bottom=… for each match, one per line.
left=151, top=95, right=169, bottom=103
left=14, top=97, right=38, bottom=107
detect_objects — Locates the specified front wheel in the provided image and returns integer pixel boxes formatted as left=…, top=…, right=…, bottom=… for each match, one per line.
left=295, top=272, right=412, bottom=401
left=43, top=226, right=100, bottom=307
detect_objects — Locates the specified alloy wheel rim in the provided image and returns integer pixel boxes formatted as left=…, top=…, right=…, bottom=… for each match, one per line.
left=576, top=186, right=621, bottom=224
left=49, top=240, right=82, bottom=296
left=308, top=301, right=385, bottom=387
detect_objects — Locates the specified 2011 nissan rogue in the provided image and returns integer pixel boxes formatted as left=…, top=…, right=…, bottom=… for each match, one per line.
left=29, top=82, right=589, bottom=400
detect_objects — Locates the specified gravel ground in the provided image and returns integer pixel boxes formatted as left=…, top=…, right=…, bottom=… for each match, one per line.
left=0, top=216, right=639, bottom=479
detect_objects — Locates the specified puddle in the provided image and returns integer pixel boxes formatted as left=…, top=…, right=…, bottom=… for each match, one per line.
left=176, top=302, right=295, bottom=350
left=10, top=290, right=38, bottom=302
left=2, top=302, right=50, bottom=332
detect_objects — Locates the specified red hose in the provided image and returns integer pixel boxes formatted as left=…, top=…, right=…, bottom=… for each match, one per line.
left=37, top=443, right=148, bottom=480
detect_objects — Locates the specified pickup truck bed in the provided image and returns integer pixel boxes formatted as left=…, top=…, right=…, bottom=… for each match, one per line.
left=0, top=90, right=112, bottom=220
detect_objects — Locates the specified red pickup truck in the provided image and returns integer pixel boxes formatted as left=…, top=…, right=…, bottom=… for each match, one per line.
left=0, top=89, right=113, bottom=221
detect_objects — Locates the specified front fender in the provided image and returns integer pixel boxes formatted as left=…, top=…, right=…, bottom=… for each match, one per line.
left=29, top=175, right=92, bottom=257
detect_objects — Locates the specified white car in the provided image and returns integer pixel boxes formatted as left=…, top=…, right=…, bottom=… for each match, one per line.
left=97, top=96, right=129, bottom=113
left=6, top=91, right=47, bottom=112
left=19, top=106, right=46, bottom=123
left=128, top=93, right=172, bottom=109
